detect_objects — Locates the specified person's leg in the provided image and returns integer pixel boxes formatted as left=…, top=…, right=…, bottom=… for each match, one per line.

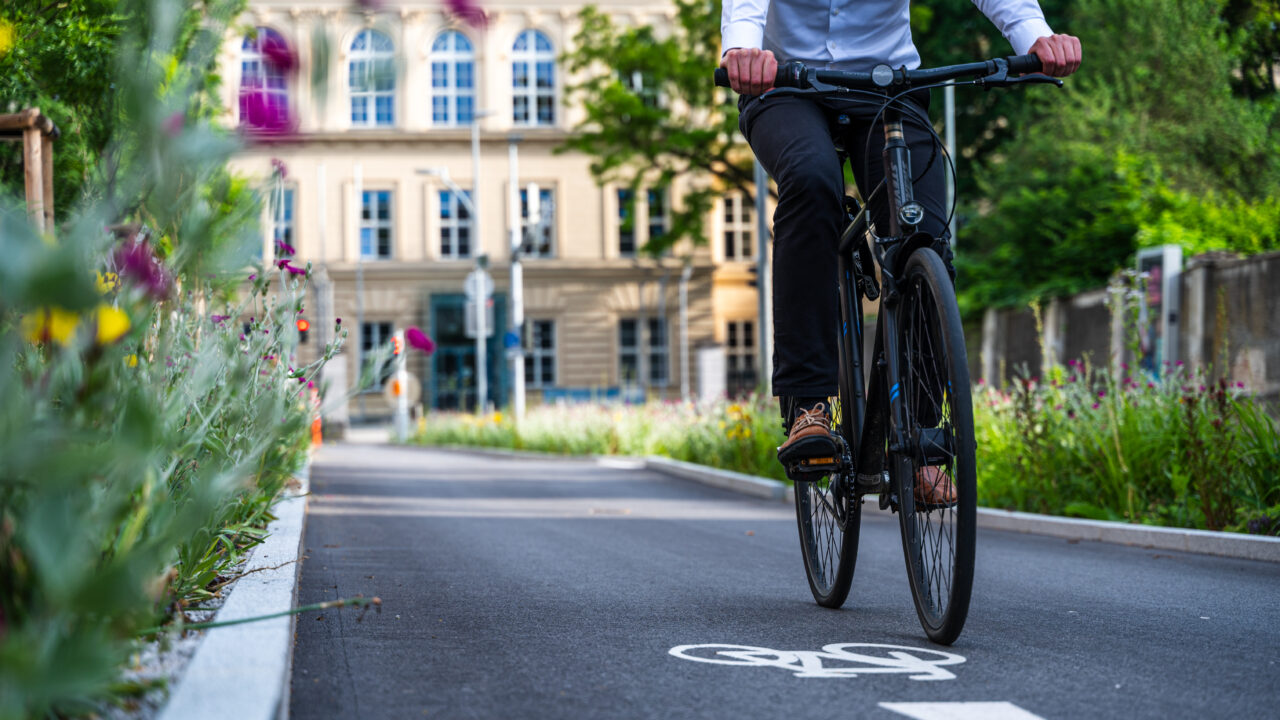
left=738, top=94, right=845, bottom=408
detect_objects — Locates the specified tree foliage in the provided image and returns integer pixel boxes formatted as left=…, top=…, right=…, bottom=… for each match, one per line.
left=0, top=1, right=123, bottom=215
left=562, top=0, right=760, bottom=257
left=953, top=0, right=1280, bottom=314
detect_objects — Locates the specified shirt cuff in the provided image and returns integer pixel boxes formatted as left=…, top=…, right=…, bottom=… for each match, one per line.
left=722, top=20, right=764, bottom=56
left=1004, top=18, right=1054, bottom=57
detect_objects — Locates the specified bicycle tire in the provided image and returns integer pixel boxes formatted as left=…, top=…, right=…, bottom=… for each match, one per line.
left=890, top=248, right=977, bottom=644
left=793, top=264, right=864, bottom=609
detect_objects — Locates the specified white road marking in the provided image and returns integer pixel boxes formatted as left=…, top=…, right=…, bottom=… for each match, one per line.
left=879, top=701, right=1046, bottom=720
left=669, top=643, right=965, bottom=680
left=596, top=457, right=646, bottom=470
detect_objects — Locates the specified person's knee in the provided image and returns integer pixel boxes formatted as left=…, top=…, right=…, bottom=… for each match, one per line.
left=776, top=156, right=843, bottom=212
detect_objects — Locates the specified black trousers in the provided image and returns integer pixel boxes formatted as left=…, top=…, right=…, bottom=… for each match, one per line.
left=739, top=90, right=947, bottom=398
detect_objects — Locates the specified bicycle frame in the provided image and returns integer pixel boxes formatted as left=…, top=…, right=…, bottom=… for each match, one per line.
left=836, top=101, right=936, bottom=501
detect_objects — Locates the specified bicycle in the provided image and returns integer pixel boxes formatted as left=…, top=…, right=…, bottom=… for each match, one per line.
left=715, top=54, right=1061, bottom=644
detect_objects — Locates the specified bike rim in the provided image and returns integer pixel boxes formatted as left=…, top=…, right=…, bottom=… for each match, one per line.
left=899, top=270, right=963, bottom=628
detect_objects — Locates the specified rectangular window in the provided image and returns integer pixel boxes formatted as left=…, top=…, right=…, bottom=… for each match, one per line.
left=524, top=319, right=556, bottom=388
left=618, top=317, right=669, bottom=386
left=618, top=188, right=635, bottom=257
left=519, top=187, right=555, bottom=258
left=273, top=187, right=294, bottom=255
left=726, top=320, right=757, bottom=397
left=647, top=188, right=668, bottom=244
left=440, top=189, right=472, bottom=260
left=723, top=194, right=753, bottom=261
left=360, top=321, right=395, bottom=387
left=361, top=190, right=393, bottom=260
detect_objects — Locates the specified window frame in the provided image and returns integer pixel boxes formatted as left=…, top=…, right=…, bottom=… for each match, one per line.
left=349, top=28, right=396, bottom=128
left=360, top=190, right=394, bottom=260
left=429, top=30, right=476, bottom=126
left=511, top=29, right=556, bottom=127
left=524, top=319, right=557, bottom=389
left=439, top=188, right=473, bottom=260
left=519, top=186, right=556, bottom=259
left=723, top=193, right=754, bottom=261
left=725, top=319, right=758, bottom=397
left=617, top=188, right=636, bottom=257
left=239, top=27, right=291, bottom=130
left=618, top=316, right=669, bottom=387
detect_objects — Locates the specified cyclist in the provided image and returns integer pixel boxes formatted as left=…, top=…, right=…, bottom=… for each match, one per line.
left=720, top=0, right=1080, bottom=502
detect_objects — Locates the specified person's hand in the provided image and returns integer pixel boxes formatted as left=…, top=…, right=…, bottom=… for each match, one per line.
left=1028, top=34, right=1082, bottom=77
left=720, top=48, right=777, bottom=95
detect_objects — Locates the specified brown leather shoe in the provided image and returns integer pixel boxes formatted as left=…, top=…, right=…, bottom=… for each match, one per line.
left=915, top=466, right=957, bottom=506
left=777, top=402, right=838, bottom=464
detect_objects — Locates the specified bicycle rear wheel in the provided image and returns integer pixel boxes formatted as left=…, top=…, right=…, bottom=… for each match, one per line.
left=891, top=248, right=977, bottom=644
left=794, top=264, right=864, bottom=609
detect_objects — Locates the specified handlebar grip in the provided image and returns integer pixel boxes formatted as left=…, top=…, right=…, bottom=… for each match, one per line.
left=1006, top=54, right=1042, bottom=75
left=712, top=61, right=808, bottom=90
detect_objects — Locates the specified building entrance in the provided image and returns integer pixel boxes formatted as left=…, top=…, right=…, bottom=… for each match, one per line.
left=429, top=293, right=506, bottom=411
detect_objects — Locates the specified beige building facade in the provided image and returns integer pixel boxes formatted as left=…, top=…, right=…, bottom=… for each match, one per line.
left=223, top=0, right=768, bottom=418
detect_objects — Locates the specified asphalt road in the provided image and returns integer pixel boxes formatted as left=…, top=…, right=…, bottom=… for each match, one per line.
left=290, top=443, right=1280, bottom=719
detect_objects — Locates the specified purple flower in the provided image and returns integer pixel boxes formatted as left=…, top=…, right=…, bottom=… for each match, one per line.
left=335, top=318, right=342, bottom=325
left=276, top=259, right=307, bottom=275
left=1091, top=402, right=1100, bottom=410
left=406, top=326, right=436, bottom=354
left=271, top=157, right=289, bottom=180
left=1236, top=382, right=1245, bottom=389
left=211, top=314, right=230, bottom=325
left=239, top=91, right=293, bottom=136
left=261, top=35, right=297, bottom=74
left=113, top=240, right=171, bottom=300
left=1098, top=390, right=1106, bottom=398
left=249, top=274, right=257, bottom=281
left=275, top=239, right=297, bottom=257
left=444, top=0, right=487, bottom=27
left=163, top=111, right=185, bottom=138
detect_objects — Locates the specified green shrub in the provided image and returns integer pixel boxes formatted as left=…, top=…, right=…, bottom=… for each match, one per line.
left=0, top=1, right=340, bottom=716
left=974, top=361, right=1280, bottom=533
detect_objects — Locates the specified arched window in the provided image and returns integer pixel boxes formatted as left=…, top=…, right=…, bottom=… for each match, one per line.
left=431, top=31, right=476, bottom=126
left=511, top=30, right=555, bottom=126
left=240, top=28, right=291, bottom=131
left=349, top=29, right=395, bottom=128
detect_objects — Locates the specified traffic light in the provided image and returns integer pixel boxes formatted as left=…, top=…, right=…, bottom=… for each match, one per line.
left=296, top=317, right=309, bottom=343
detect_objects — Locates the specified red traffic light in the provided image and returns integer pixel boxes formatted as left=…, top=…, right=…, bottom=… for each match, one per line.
left=296, top=318, right=310, bottom=332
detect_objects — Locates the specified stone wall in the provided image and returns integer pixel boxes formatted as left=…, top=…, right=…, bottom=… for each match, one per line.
left=973, top=250, right=1280, bottom=406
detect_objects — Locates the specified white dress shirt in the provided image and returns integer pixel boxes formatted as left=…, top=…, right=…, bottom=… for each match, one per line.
left=722, top=0, right=1053, bottom=71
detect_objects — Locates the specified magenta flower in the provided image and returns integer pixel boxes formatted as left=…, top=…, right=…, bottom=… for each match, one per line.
left=405, top=326, right=436, bottom=354
left=261, top=34, right=298, bottom=74
left=1098, top=390, right=1106, bottom=398
left=275, top=239, right=296, bottom=256
left=163, top=111, right=185, bottom=138
left=240, top=91, right=292, bottom=135
left=211, top=314, right=230, bottom=325
left=113, top=240, right=171, bottom=300
left=1091, top=402, right=1100, bottom=410
left=444, top=0, right=487, bottom=27
left=271, top=157, right=289, bottom=180
left=249, top=274, right=257, bottom=281
left=276, top=259, right=307, bottom=275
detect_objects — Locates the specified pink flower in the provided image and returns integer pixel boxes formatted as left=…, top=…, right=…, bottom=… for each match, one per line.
left=113, top=240, right=171, bottom=300
left=163, top=111, right=185, bottom=137
left=444, top=0, right=487, bottom=27
left=261, top=34, right=297, bottom=74
left=276, top=259, right=307, bottom=275
left=211, top=314, right=230, bottom=325
left=1091, top=402, right=1100, bottom=410
left=1098, top=390, right=1106, bottom=398
left=275, top=239, right=296, bottom=256
left=406, top=326, right=436, bottom=354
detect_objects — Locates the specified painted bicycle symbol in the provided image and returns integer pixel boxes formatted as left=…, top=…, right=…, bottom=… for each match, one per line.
left=668, top=643, right=966, bottom=680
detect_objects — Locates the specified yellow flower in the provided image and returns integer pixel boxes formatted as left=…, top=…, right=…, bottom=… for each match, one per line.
left=126, top=354, right=139, bottom=368
left=742, top=428, right=752, bottom=438
left=0, top=21, right=13, bottom=56
left=96, top=271, right=119, bottom=294
left=94, top=304, right=131, bottom=344
left=728, top=403, right=743, bottom=414
left=21, top=307, right=79, bottom=346
left=491, top=411, right=503, bottom=424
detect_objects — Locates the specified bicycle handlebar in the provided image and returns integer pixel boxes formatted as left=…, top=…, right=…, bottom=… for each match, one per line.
left=713, top=54, right=1053, bottom=91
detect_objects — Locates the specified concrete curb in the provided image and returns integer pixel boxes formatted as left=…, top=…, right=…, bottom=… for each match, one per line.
left=634, top=456, right=1280, bottom=563
left=158, top=464, right=311, bottom=720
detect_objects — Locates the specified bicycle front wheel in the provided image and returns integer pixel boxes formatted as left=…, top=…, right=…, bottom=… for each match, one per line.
left=891, top=248, right=977, bottom=645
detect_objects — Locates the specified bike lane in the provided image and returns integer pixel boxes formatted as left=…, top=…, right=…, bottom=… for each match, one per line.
left=290, top=444, right=1280, bottom=719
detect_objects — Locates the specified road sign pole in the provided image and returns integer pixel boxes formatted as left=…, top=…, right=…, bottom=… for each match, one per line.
left=508, top=138, right=526, bottom=422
